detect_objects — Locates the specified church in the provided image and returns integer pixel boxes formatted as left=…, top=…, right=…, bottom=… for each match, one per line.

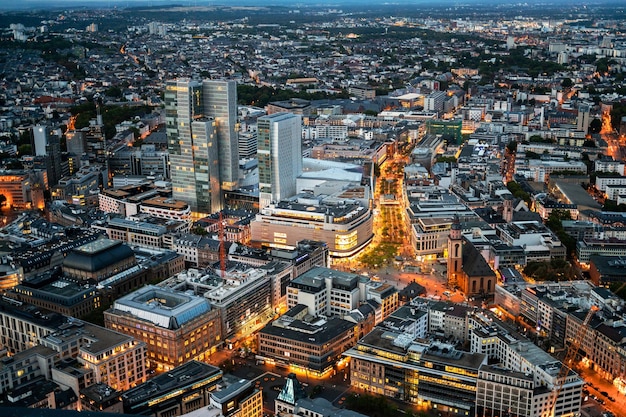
left=447, top=216, right=497, bottom=296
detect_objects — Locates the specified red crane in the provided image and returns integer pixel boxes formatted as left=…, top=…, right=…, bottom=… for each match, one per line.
left=546, top=305, right=599, bottom=417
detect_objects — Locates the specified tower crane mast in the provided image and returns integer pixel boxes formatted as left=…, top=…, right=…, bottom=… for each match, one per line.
left=546, top=305, right=599, bottom=417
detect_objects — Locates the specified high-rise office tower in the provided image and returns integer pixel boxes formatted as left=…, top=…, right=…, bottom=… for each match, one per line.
left=258, top=112, right=302, bottom=209
left=165, top=79, right=239, bottom=216
left=33, top=125, right=62, bottom=186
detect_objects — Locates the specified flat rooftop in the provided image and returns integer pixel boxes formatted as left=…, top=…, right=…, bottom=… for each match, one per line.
left=122, top=360, right=222, bottom=407
left=291, top=267, right=360, bottom=291
left=75, top=238, right=121, bottom=255
left=111, top=285, right=212, bottom=329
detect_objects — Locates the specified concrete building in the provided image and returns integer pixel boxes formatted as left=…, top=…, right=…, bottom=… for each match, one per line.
left=95, top=216, right=187, bottom=250
left=266, top=98, right=313, bottom=116
left=257, top=304, right=361, bottom=377
left=41, top=320, right=147, bottom=392
left=286, top=267, right=398, bottom=322
left=0, top=298, right=147, bottom=392
left=122, top=360, right=223, bottom=417
left=98, top=182, right=191, bottom=222
left=577, top=238, right=626, bottom=265
left=258, top=112, right=302, bottom=209
left=157, top=265, right=275, bottom=344
left=207, top=375, right=263, bottom=417
left=10, top=274, right=100, bottom=319
left=104, top=285, right=222, bottom=371
left=0, top=172, right=40, bottom=210
left=62, top=238, right=137, bottom=282
left=470, top=313, right=583, bottom=417
left=80, top=383, right=123, bottom=413
left=496, top=221, right=566, bottom=263
left=251, top=194, right=373, bottom=258
left=348, top=85, right=376, bottom=100
left=344, top=328, right=486, bottom=416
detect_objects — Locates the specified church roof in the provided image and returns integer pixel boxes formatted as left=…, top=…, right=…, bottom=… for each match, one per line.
left=462, top=239, right=496, bottom=278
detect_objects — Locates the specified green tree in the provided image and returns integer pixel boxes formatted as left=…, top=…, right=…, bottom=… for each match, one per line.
left=105, top=85, right=123, bottom=98
left=561, top=78, right=573, bottom=88
left=18, top=144, right=32, bottom=155
left=589, top=118, right=602, bottom=134
left=506, top=181, right=531, bottom=206
left=506, top=140, right=517, bottom=154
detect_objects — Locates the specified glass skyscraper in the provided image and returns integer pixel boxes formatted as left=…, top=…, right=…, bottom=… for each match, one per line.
left=165, top=79, right=239, bottom=216
left=258, top=112, right=302, bottom=209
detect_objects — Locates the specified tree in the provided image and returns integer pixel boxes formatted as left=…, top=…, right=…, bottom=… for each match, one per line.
left=561, top=78, right=573, bottom=88
left=589, top=118, right=602, bottom=134
left=18, top=144, right=32, bottom=156
left=506, top=140, right=517, bottom=154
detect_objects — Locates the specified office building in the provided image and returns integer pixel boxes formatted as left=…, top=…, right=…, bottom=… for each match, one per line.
left=286, top=267, right=397, bottom=322
left=0, top=298, right=147, bottom=392
left=104, top=285, right=222, bottom=371
left=257, top=304, right=361, bottom=377
left=208, top=375, right=263, bottom=417
left=166, top=79, right=239, bottom=216
left=80, top=383, right=123, bottom=413
left=160, top=265, right=275, bottom=342
left=42, top=320, right=147, bottom=392
left=258, top=112, right=302, bottom=208
left=33, top=125, right=62, bottom=186
left=122, top=360, right=223, bottom=416
left=10, top=275, right=100, bottom=319
left=251, top=194, right=373, bottom=258
left=344, top=328, right=486, bottom=416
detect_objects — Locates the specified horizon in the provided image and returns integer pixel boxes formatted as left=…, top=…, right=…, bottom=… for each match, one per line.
left=3, top=0, right=625, bottom=12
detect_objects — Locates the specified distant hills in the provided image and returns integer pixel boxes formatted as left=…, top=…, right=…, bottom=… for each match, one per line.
left=3, top=0, right=626, bottom=12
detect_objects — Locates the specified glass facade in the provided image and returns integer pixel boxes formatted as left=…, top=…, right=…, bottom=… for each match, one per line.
left=166, top=79, right=239, bottom=215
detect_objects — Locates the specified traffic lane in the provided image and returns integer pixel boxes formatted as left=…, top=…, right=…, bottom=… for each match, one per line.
left=578, top=366, right=623, bottom=417
left=380, top=270, right=466, bottom=302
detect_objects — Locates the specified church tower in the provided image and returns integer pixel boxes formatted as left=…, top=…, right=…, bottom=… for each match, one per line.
left=447, top=216, right=463, bottom=290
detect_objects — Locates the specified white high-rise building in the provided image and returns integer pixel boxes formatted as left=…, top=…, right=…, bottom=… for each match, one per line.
left=165, top=79, right=239, bottom=216
left=258, top=112, right=302, bottom=208
left=33, top=125, right=49, bottom=156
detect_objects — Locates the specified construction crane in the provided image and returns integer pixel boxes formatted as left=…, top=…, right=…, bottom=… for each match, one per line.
left=546, top=305, right=599, bottom=417
left=218, top=211, right=226, bottom=278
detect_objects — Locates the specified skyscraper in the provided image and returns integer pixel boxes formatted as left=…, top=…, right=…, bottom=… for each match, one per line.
left=165, top=79, right=239, bottom=216
left=257, top=112, right=302, bottom=209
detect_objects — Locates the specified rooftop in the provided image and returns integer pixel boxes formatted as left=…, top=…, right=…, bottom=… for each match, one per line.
left=122, top=360, right=222, bottom=407
left=110, top=285, right=212, bottom=329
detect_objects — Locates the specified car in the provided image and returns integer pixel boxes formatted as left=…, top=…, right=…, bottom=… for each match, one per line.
left=601, top=391, right=609, bottom=397
left=608, top=396, right=615, bottom=402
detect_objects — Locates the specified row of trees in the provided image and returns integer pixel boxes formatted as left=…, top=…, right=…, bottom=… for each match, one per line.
left=71, top=102, right=153, bottom=141
left=237, top=85, right=349, bottom=107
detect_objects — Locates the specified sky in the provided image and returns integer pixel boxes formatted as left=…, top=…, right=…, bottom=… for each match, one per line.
left=1, top=0, right=596, bottom=11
